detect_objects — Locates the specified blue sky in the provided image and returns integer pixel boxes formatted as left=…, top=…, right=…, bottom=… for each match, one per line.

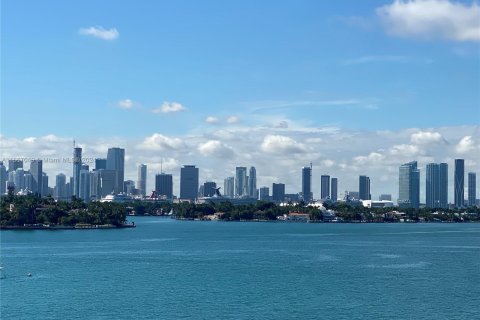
left=1, top=0, right=479, bottom=200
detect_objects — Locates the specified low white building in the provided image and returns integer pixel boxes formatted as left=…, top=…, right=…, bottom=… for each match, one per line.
left=361, top=200, right=394, bottom=208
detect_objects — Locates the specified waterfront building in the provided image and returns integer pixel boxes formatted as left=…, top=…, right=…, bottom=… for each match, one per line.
left=235, top=167, right=247, bottom=197
left=180, top=165, right=199, bottom=200
left=0, top=162, right=7, bottom=194
left=302, top=166, right=312, bottom=203
left=468, top=172, right=476, bottom=207
left=426, top=163, right=448, bottom=208
left=379, top=194, right=392, bottom=201
left=259, top=187, right=269, bottom=201
left=8, top=159, right=23, bottom=172
left=439, top=163, right=448, bottom=209
left=155, top=173, right=173, bottom=199
left=203, top=181, right=217, bottom=197
left=30, top=160, right=43, bottom=196
left=321, top=175, right=330, bottom=200
left=95, top=158, right=107, bottom=171
left=107, top=147, right=125, bottom=194
left=79, top=168, right=90, bottom=202
left=272, top=183, right=285, bottom=203
left=137, top=164, right=147, bottom=197
left=359, top=175, right=371, bottom=200
left=224, top=177, right=234, bottom=198
left=454, top=159, right=465, bottom=208
left=398, top=161, right=420, bottom=208
left=55, top=173, right=67, bottom=201
left=331, top=178, right=338, bottom=203
left=73, top=147, right=82, bottom=197
left=248, top=167, right=257, bottom=198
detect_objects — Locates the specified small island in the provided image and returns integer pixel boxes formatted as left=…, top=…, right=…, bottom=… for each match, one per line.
left=0, top=194, right=134, bottom=230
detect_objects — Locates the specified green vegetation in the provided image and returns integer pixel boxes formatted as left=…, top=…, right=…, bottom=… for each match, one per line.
left=0, top=195, right=128, bottom=227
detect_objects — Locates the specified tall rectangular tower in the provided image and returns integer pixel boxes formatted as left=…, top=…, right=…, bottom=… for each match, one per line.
left=398, top=161, right=420, bottom=208
left=180, top=165, right=199, bottom=200
left=454, top=159, right=464, bottom=208
left=359, top=175, right=371, bottom=200
left=321, top=175, right=330, bottom=200
left=468, top=172, right=476, bottom=207
left=106, top=147, right=125, bottom=194
left=302, top=166, right=312, bottom=203
left=331, top=178, right=338, bottom=202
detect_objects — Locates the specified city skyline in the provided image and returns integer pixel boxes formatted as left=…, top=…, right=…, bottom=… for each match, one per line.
left=1, top=0, right=479, bottom=203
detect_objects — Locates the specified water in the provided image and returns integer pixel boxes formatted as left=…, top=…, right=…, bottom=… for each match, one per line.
left=1, top=218, right=479, bottom=319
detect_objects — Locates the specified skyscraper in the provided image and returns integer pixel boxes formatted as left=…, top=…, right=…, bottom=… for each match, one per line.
left=439, top=163, right=448, bottom=209
left=107, top=147, right=125, bottom=194
left=224, top=177, right=234, bottom=198
left=426, top=163, right=439, bottom=208
left=468, top=172, right=476, bottom=207
left=398, top=161, right=420, bottom=208
left=321, top=175, right=330, bottom=200
left=0, top=162, right=7, bottom=195
left=248, top=167, right=257, bottom=198
left=73, top=147, right=82, bottom=197
left=30, top=160, right=43, bottom=196
left=302, top=166, right=312, bottom=203
left=42, top=173, right=49, bottom=197
left=235, top=167, right=247, bottom=197
left=331, top=178, right=338, bottom=202
left=272, top=183, right=285, bottom=203
left=97, top=169, right=117, bottom=198
left=8, top=160, right=23, bottom=172
left=359, top=175, right=371, bottom=200
left=155, top=173, right=173, bottom=199
left=79, top=167, right=90, bottom=202
left=137, top=164, right=147, bottom=197
left=454, top=159, right=464, bottom=208
left=259, top=187, right=269, bottom=201
left=55, top=173, right=67, bottom=201
left=203, top=181, right=217, bottom=197
left=180, top=165, right=199, bottom=200
left=95, top=158, right=107, bottom=171
left=13, top=168, right=25, bottom=192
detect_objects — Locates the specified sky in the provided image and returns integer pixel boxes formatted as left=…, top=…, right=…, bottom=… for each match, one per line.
left=1, top=0, right=480, bottom=202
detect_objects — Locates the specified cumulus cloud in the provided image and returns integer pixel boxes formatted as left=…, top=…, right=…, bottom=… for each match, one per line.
left=260, top=135, right=307, bottom=154
left=138, top=133, right=184, bottom=151
left=152, top=102, right=186, bottom=114
left=455, top=135, right=475, bottom=154
left=410, top=131, right=445, bottom=144
left=117, top=99, right=135, bottom=109
left=198, top=140, right=234, bottom=157
left=79, top=26, right=119, bottom=40
left=227, top=116, right=239, bottom=124
left=389, top=144, right=421, bottom=157
left=205, top=116, right=219, bottom=124
left=376, top=0, right=480, bottom=41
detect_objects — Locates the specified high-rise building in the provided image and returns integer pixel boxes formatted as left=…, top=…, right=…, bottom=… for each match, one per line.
left=30, top=160, right=43, bottom=196
left=79, top=168, right=90, bottom=202
left=398, top=161, right=420, bottom=208
left=24, top=172, right=34, bottom=192
left=0, top=162, right=7, bottom=194
left=321, top=175, right=330, bottom=200
left=180, top=165, right=199, bottom=200
left=107, top=147, right=125, bottom=194
left=359, top=175, right=371, bottom=200
left=203, top=181, right=217, bottom=197
left=439, top=163, right=448, bottom=209
left=124, top=180, right=135, bottom=195
left=156, top=173, right=173, bottom=199
left=331, top=178, right=338, bottom=202
left=259, top=187, right=269, bottom=201
left=96, top=169, right=117, bottom=198
left=8, top=160, right=23, bottom=173
left=468, top=172, right=476, bottom=207
left=302, top=166, right=312, bottom=203
left=426, top=163, right=445, bottom=208
left=73, top=147, right=82, bottom=197
left=13, top=168, right=25, bottom=192
left=454, top=159, right=465, bottom=208
left=224, top=177, right=234, bottom=198
left=137, top=164, right=147, bottom=197
left=248, top=167, right=257, bottom=198
left=55, top=173, right=67, bottom=201
left=235, top=167, right=247, bottom=197
left=272, top=183, right=285, bottom=203
left=42, top=173, right=49, bottom=197
left=95, top=158, right=107, bottom=171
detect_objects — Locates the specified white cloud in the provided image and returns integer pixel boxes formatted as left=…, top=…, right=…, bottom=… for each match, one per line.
left=198, top=140, right=234, bottom=158
left=138, top=134, right=184, bottom=151
left=227, top=116, right=239, bottom=124
left=344, top=55, right=408, bottom=65
left=455, top=135, right=475, bottom=154
left=117, top=99, right=135, bottom=109
left=389, top=144, right=421, bottom=157
left=410, top=131, right=444, bottom=144
left=260, top=135, right=307, bottom=154
left=152, top=102, right=186, bottom=114
left=376, top=0, right=480, bottom=41
left=79, top=26, right=119, bottom=40
left=205, top=116, right=219, bottom=124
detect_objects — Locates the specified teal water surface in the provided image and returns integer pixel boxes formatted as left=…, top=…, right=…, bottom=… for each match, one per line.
left=1, top=218, right=479, bottom=319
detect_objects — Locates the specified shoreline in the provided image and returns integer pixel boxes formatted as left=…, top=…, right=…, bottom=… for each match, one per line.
left=0, top=223, right=136, bottom=230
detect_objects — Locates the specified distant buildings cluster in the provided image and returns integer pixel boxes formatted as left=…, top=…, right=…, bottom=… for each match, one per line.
left=0, top=144, right=477, bottom=209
